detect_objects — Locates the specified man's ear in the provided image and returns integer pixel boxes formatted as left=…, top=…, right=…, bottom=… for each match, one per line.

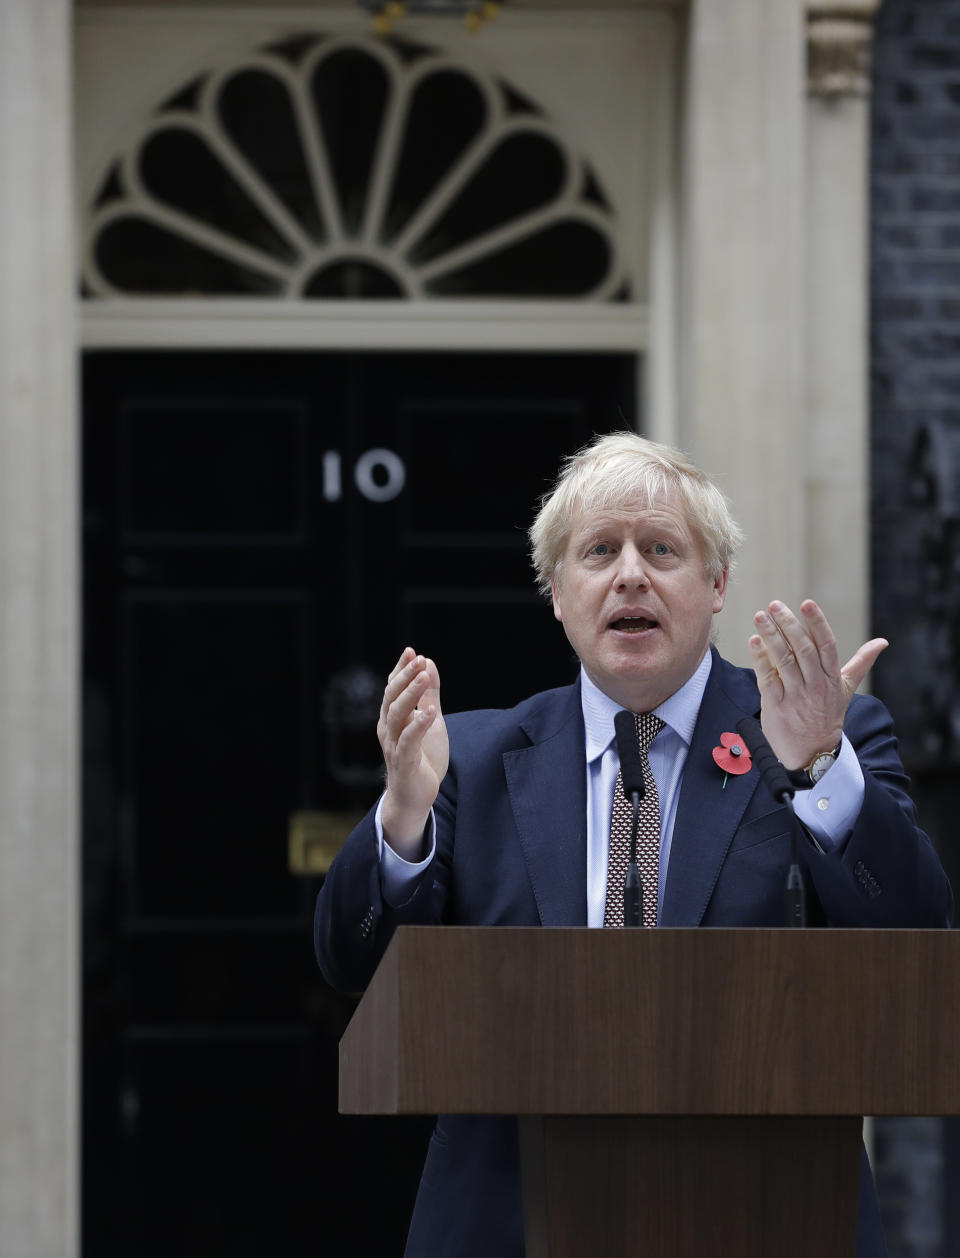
left=550, top=572, right=563, bottom=623
left=712, top=567, right=729, bottom=614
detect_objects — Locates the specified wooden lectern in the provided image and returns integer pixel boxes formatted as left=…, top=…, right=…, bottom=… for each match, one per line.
left=339, top=927, right=960, bottom=1258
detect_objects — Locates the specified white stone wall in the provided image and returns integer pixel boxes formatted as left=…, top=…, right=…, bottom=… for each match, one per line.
left=680, top=0, right=808, bottom=661
left=0, top=2, right=79, bottom=1255
left=681, top=0, right=875, bottom=669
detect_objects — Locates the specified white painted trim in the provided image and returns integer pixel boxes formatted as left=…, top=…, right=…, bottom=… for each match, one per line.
left=1, top=3, right=78, bottom=1255
left=644, top=6, right=681, bottom=446
left=79, top=299, right=649, bottom=351
left=81, top=36, right=624, bottom=303
left=74, top=7, right=680, bottom=34
left=77, top=6, right=671, bottom=375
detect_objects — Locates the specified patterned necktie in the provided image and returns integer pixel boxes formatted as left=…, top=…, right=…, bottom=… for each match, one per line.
left=603, top=712, right=664, bottom=929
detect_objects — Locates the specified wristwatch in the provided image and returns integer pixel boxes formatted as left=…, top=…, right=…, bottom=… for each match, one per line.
left=804, top=742, right=842, bottom=785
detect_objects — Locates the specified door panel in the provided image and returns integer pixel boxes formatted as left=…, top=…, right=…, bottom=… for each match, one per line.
left=82, top=349, right=637, bottom=1256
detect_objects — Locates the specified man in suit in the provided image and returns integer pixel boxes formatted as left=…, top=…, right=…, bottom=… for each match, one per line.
left=315, top=432, right=953, bottom=1258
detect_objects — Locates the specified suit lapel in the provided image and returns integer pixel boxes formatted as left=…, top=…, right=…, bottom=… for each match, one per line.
left=661, top=652, right=762, bottom=926
left=502, top=684, right=588, bottom=927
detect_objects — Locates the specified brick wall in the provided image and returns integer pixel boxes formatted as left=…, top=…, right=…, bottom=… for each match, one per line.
left=870, top=3, right=960, bottom=1256
left=872, top=0, right=960, bottom=771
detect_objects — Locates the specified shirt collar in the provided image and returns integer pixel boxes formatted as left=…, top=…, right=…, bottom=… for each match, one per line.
left=581, top=649, right=714, bottom=763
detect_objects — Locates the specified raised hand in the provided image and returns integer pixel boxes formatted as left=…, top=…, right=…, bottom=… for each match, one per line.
left=378, top=647, right=449, bottom=859
left=748, top=599, right=888, bottom=772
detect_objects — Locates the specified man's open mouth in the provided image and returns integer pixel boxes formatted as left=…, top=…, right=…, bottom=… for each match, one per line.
left=610, top=616, right=658, bottom=633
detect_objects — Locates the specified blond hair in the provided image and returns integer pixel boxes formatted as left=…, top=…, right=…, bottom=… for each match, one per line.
left=529, top=431, right=743, bottom=596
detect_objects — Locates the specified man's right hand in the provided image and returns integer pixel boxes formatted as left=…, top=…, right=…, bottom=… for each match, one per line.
left=378, top=647, right=449, bottom=861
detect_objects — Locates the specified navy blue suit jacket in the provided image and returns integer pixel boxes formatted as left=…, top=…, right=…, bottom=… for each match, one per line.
left=315, top=651, right=953, bottom=1257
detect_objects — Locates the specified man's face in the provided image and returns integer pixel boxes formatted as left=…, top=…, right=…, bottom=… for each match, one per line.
left=550, top=494, right=728, bottom=712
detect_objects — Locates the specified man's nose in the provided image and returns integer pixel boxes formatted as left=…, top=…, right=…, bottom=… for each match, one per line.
left=615, top=544, right=650, bottom=589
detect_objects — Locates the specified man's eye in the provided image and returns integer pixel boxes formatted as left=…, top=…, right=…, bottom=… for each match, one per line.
left=651, top=542, right=672, bottom=556
left=590, top=543, right=611, bottom=556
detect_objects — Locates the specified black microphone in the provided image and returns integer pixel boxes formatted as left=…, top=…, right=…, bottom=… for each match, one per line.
left=735, top=717, right=794, bottom=803
left=735, top=717, right=807, bottom=928
left=615, top=710, right=646, bottom=800
left=614, top=710, right=645, bottom=927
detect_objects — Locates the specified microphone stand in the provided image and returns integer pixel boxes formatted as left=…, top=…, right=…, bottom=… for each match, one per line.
left=782, top=797, right=807, bottom=930
left=736, top=717, right=807, bottom=929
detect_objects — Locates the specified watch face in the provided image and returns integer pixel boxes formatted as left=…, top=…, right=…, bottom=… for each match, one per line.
left=809, top=754, right=835, bottom=784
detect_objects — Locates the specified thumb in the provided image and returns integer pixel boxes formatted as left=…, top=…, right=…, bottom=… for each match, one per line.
left=419, top=657, right=443, bottom=715
left=840, top=637, right=888, bottom=697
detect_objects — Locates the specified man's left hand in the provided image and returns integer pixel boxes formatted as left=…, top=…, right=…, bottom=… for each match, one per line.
left=748, top=599, right=888, bottom=772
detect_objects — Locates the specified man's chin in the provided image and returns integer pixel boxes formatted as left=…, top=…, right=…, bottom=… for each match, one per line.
left=589, top=653, right=675, bottom=703
left=604, top=632, right=665, bottom=670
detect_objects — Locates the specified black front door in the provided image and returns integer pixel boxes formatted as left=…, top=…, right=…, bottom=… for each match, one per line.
left=82, top=349, right=637, bottom=1257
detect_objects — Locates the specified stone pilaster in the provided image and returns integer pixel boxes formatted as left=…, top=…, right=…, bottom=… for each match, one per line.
left=802, top=0, right=877, bottom=667
left=0, top=1, right=79, bottom=1255
left=681, top=0, right=807, bottom=662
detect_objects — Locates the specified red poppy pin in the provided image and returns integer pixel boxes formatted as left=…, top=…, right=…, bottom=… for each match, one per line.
left=712, top=732, right=753, bottom=789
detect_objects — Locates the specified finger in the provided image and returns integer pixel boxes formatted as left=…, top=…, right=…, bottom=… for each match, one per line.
left=764, top=601, right=820, bottom=682
left=386, top=646, right=417, bottom=686
left=383, top=708, right=442, bottom=801
left=840, top=638, right=888, bottom=696
left=384, top=652, right=441, bottom=702
left=382, top=650, right=420, bottom=726
left=798, top=600, right=840, bottom=675
left=382, top=652, right=427, bottom=714
left=748, top=632, right=784, bottom=695
left=381, top=659, right=431, bottom=741
left=392, top=703, right=439, bottom=765
left=382, top=654, right=444, bottom=746
left=753, top=607, right=803, bottom=687
left=418, top=657, right=443, bottom=715
left=387, top=647, right=415, bottom=681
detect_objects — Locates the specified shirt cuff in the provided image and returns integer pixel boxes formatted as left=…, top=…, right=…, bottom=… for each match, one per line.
left=791, top=735, right=864, bottom=853
left=375, top=794, right=437, bottom=905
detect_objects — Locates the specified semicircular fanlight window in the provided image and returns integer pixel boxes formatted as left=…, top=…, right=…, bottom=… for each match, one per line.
left=406, top=130, right=568, bottom=266
left=424, top=220, right=612, bottom=298
left=382, top=68, right=489, bottom=244
left=303, top=258, right=405, bottom=298
left=218, top=68, right=326, bottom=244
left=139, top=126, right=300, bottom=263
left=83, top=35, right=624, bottom=301
left=94, top=218, right=284, bottom=295
left=311, top=48, right=392, bottom=236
